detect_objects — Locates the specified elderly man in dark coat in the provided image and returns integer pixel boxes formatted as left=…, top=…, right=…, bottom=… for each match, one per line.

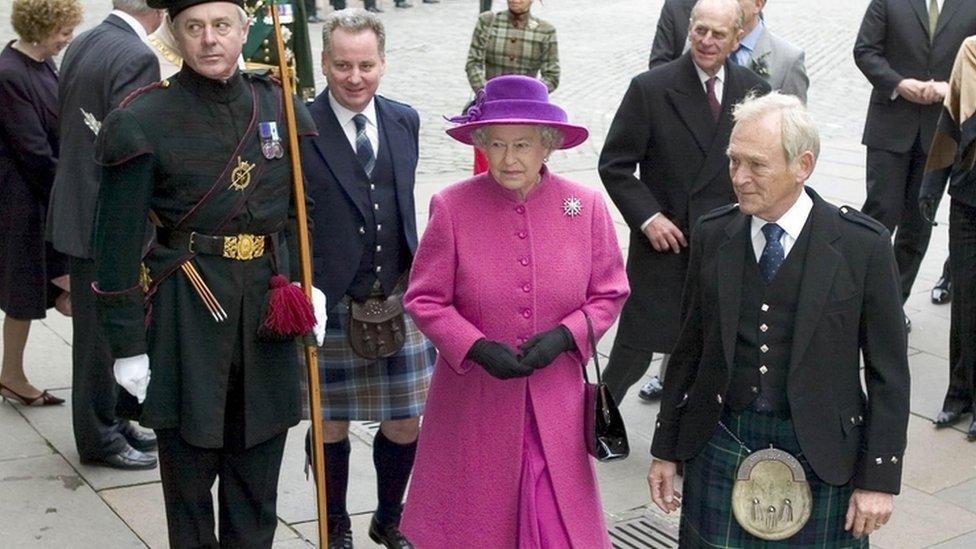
left=600, top=0, right=769, bottom=405
left=648, top=92, right=910, bottom=547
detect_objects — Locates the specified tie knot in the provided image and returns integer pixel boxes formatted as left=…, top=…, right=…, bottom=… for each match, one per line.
left=353, top=113, right=368, bottom=133
left=762, top=223, right=785, bottom=242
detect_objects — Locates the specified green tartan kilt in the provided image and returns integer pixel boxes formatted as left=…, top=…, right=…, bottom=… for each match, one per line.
left=678, top=409, right=869, bottom=549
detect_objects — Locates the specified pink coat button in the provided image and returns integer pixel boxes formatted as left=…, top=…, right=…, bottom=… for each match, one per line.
left=517, top=231, right=527, bottom=239
left=522, top=283, right=531, bottom=292
left=522, top=309, right=532, bottom=318
left=515, top=205, right=525, bottom=214
left=519, top=257, right=529, bottom=266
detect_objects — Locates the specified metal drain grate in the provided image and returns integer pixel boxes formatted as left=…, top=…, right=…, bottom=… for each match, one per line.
left=610, top=514, right=679, bottom=549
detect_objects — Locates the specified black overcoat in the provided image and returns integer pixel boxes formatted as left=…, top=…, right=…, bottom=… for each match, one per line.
left=651, top=189, right=911, bottom=495
left=92, top=66, right=316, bottom=449
left=599, top=54, right=769, bottom=352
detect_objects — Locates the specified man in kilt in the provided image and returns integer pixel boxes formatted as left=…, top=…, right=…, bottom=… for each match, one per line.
left=648, top=92, right=910, bottom=547
left=300, top=9, right=435, bottom=549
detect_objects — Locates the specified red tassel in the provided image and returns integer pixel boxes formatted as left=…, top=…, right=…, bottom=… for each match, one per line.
left=261, top=274, right=315, bottom=338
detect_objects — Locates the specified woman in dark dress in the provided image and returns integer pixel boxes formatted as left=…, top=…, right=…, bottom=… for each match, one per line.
left=0, top=0, right=83, bottom=406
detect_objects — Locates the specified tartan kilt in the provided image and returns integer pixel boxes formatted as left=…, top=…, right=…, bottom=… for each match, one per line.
left=678, top=409, right=868, bottom=549
left=300, top=310, right=435, bottom=421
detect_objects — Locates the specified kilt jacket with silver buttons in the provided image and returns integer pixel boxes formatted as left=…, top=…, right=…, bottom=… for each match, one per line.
left=650, top=188, right=911, bottom=495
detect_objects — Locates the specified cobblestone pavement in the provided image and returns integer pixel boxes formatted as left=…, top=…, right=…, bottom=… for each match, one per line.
left=4, top=1, right=976, bottom=547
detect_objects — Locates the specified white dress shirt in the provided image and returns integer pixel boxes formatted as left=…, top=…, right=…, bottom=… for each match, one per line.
left=749, top=190, right=813, bottom=261
left=328, top=91, right=379, bottom=156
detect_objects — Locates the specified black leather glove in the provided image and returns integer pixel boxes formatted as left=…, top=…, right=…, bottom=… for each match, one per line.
left=467, top=339, right=534, bottom=379
left=919, top=196, right=939, bottom=225
left=518, top=325, right=576, bottom=370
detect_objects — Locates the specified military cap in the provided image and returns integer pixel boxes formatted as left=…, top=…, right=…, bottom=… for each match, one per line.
left=148, top=0, right=245, bottom=18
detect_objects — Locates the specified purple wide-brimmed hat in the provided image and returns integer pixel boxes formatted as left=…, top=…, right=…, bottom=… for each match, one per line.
left=446, top=75, right=589, bottom=150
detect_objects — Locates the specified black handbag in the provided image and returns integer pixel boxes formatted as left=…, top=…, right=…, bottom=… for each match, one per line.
left=582, top=315, right=629, bottom=461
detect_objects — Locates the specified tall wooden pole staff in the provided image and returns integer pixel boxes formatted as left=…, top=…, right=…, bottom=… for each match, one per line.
left=269, top=4, right=329, bottom=546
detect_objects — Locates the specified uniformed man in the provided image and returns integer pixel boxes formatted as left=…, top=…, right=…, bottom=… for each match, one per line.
left=91, top=0, right=322, bottom=545
left=243, top=0, right=317, bottom=102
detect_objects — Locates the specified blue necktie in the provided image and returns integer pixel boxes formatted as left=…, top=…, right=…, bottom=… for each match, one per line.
left=759, top=223, right=785, bottom=283
left=353, top=114, right=375, bottom=179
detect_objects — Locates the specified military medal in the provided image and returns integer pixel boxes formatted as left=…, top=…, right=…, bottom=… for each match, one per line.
left=563, top=196, right=582, bottom=217
left=230, top=156, right=256, bottom=191
left=259, top=121, right=284, bottom=159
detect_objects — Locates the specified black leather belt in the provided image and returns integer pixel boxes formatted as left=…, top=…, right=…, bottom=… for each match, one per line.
left=157, top=228, right=276, bottom=261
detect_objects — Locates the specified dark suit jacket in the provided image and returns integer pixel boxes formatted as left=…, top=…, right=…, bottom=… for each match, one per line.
left=854, top=0, right=976, bottom=154
left=651, top=189, right=911, bottom=494
left=648, top=0, right=696, bottom=70
left=599, top=54, right=769, bottom=351
left=47, top=14, right=159, bottom=259
left=301, top=92, right=420, bottom=308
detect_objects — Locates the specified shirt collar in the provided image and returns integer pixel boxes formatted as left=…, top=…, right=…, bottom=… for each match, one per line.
left=111, top=10, right=149, bottom=43
left=328, top=90, right=377, bottom=130
left=694, top=62, right=725, bottom=86
left=750, top=188, right=814, bottom=241
left=739, top=19, right=765, bottom=53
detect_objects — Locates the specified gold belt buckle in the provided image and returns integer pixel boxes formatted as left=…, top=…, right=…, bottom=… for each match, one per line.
left=222, top=233, right=265, bottom=260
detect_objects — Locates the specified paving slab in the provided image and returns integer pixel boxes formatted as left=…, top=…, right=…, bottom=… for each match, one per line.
left=0, top=454, right=143, bottom=547
left=936, top=478, right=976, bottom=516
left=908, top=351, right=956, bottom=426
left=293, top=512, right=383, bottom=548
left=19, top=315, right=73, bottom=391
left=929, top=530, right=976, bottom=548
left=0, top=401, right=54, bottom=462
left=901, top=415, right=976, bottom=495
left=871, top=484, right=976, bottom=549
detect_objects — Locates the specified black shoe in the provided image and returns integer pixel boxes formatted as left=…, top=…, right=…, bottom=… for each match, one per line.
left=366, top=6, right=383, bottom=12
left=120, top=422, right=157, bottom=452
left=395, top=0, right=414, bottom=7
left=638, top=376, right=664, bottom=401
left=932, top=277, right=952, bottom=304
left=422, top=0, right=439, bottom=3
left=968, top=419, right=976, bottom=441
left=904, top=314, right=911, bottom=334
left=934, top=408, right=971, bottom=427
left=368, top=516, right=413, bottom=548
left=328, top=529, right=353, bottom=549
left=84, top=445, right=157, bottom=470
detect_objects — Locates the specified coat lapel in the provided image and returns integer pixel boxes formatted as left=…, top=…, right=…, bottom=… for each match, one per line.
left=375, top=97, right=416, bottom=221
left=788, top=190, right=841, bottom=372
left=935, top=0, right=962, bottom=40
left=666, top=55, right=717, bottom=154
left=718, top=212, right=749, bottom=371
left=911, top=0, right=933, bottom=37
left=309, top=92, right=370, bottom=221
left=688, top=61, right=739, bottom=197
left=751, top=28, right=773, bottom=69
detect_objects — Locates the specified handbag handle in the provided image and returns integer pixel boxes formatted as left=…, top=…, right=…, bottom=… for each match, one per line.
left=581, top=314, right=602, bottom=386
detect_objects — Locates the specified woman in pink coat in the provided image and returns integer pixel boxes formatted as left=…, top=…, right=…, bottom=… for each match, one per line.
left=401, top=75, right=630, bottom=548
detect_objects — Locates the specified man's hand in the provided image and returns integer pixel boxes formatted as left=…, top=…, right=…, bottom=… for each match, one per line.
left=114, top=354, right=151, bottom=403
left=844, top=489, right=893, bottom=538
left=648, top=459, right=682, bottom=514
left=896, top=79, right=932, bottom=104
left=643, top=215, right=688, bottom=253
left=924, top=80, right=950, bottom=103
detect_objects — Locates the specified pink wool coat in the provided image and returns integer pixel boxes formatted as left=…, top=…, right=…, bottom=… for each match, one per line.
left=401, top=168, right=629, bottom=548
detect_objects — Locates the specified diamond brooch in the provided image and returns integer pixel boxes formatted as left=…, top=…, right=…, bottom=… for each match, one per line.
left=563, top=196, right=582, bottom=217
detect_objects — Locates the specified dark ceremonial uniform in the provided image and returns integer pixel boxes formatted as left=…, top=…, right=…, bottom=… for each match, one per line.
left=244, top=0, right=316, bottom=102
left=92, top=65, right=316, bottom=547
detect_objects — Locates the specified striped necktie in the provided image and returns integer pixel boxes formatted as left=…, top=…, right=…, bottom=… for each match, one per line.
left=353, top=113, right=375, bottom=178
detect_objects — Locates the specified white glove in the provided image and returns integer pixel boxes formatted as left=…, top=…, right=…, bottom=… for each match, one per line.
left=311, top=286, right=327, bottom=347
left=114, top=354, right=150, bottom=403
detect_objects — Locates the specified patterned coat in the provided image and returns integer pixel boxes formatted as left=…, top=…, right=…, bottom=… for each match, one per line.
left=465, top=9, right=559, bottom=93
left=401, top=169, right=629, bottom=548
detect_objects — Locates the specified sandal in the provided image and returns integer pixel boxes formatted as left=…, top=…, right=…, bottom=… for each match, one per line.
left=0, top=382, right=65, bottom=406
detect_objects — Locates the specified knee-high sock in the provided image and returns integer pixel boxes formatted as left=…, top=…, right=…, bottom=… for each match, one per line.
left=372, top=430, right=417, bottom=526
left=324, top=438, right=351, bottom=533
